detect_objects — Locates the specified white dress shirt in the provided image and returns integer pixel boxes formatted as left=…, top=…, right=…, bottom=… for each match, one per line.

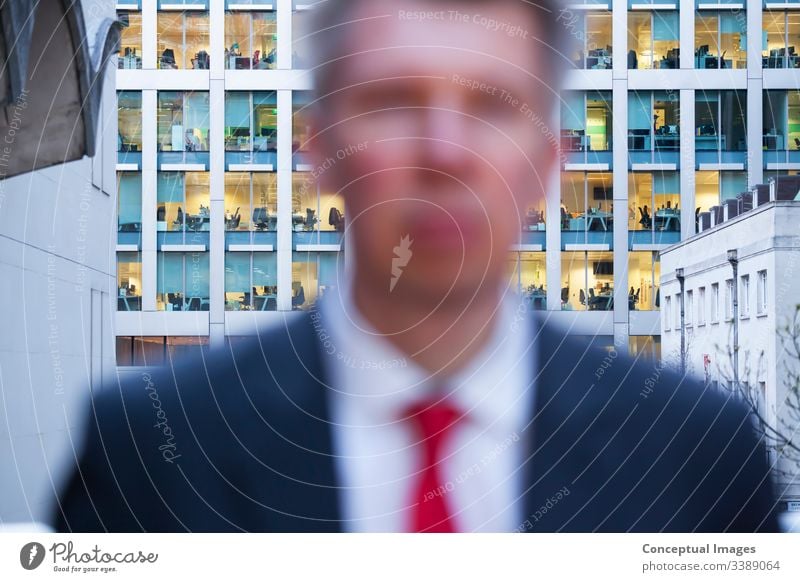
left=319, top=287, right=535, bottom=532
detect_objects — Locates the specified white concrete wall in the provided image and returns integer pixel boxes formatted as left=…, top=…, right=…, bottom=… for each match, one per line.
left=0, top=3, right=117, bottom=524
left=660, top=202, right=800, bottom=503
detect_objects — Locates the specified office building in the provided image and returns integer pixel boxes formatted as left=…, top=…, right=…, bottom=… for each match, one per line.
left=0, top=1, right=118, bottom=524
left=660, top=177, right=800, bottom=511
left=116, top=0, right=800, bottom=365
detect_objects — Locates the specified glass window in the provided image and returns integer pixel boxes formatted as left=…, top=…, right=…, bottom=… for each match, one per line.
left=698, top=286, right=706, bottom=325
left=561, top=251, right=614, bottom=311
left=629, top=336, right=662, bottom=365
left=116, top=336, right=209, bottom=367
left=586, top=12, right=613, bottom=69
left=225, top=172, right=277, bottom=231
left=561, top=172, right=613, bottom=232
left=740, top=274, right=750, bottom=317
left=117, top=252, right=142, bottom=312
left=507, top=252, right=547, bottom=310
left=118, top=172, right=142, bottom=232
left=292, top=253, right=341, bottom=310
left=293, top=92, right=312, bottom=152
left=763, top=10, right=788, bottom=68
left=711, top=282, right=719, bottom=322
left=225, top=252, right=278, bottom=311
left=695, top=11, right=747, bottom=69
left=225, top=92, right=277, bottom=152
left=695, top=170, right=746, bottom=223
left=789, top=12, right=800, bottom=67
left=664, top=296, right=672, bottom=330
left=628, top=172, right=680, bottom=232
left=561, top=92, right=612, bottom=152
left=629, top=252, right=661, bottom=312
left=117, top=11, right=142, bottom=69
left=157, top=252, right=210, bottom=311
left=225, top=11, right=277, bottom=69
left=628, top=11, right=679, bottom=70
left=118, top=91, right=142, bottom=152
left=686, top=290, right=694, bottom=325
left=158, top=91, right=210, bottom=152
left=695, top=90, right=746, bottom=152
left=292, top=172, right=345, bottom=233
left=757, top=270, right=767, bottom=314
left=157, top=172, right=210, bottom=232
left=292, top=3, right=311, bottom=68
left=157, top=10, right=210, bottom=69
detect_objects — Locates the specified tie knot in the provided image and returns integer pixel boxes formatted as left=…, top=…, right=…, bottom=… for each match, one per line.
left=404, top=400, right=463, bottom=460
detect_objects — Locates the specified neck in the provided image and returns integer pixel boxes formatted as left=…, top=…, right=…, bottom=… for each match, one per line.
left=351, top=276, right=507, bottom=377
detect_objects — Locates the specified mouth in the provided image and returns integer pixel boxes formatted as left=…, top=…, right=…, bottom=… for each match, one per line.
left=406, top=209, right=484, bottom=250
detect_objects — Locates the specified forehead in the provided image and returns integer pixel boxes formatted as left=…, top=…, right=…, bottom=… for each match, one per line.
left=322, top=1, right=551, bottom=95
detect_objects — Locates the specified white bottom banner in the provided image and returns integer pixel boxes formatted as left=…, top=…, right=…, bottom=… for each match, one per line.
left=1, top=534, right=798, bottom=581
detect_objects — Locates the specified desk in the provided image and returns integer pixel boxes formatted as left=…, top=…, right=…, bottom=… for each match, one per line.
left=763, top=134, right=785, bottom=150
left=186, top=215, right=210, bottom=232
left=588, top=292, right=613, bottom=311
left=654, top=210, right=680, bottom=232
left=655, top=134, right=680, bottom=151
left=696, top=135, right=725, bottom=150
left=586, top=211, right=612, bottom=232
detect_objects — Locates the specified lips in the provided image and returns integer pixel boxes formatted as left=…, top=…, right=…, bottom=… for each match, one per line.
left=407, top=210, right=483, bottom=249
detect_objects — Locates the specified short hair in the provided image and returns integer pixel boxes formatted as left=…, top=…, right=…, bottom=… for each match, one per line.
left=301, top=0, right=569, bottom=95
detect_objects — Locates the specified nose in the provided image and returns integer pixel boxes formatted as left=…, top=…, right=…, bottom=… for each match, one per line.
left=419, top=96, right=473, bottom=172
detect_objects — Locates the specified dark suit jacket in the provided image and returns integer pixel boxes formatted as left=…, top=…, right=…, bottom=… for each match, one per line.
left=54, top=313, right=779, bottom=532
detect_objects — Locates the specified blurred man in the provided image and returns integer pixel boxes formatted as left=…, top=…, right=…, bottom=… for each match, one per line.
left=55, top=0, right=778, bottom=532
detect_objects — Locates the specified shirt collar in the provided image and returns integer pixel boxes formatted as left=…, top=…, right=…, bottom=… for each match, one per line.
left=320, top=283, right=533, bottom=436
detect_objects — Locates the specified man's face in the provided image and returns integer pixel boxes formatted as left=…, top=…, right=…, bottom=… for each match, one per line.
left=313, top=1, right=557, bottom=306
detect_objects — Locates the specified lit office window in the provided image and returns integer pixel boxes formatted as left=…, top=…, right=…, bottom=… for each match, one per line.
left=224, top=10, right=277, bottom=69
left=224, top=92, right=278, bottom=152
left=225, top=172, right=277, bottom=231
left=628, top=172, right=680, bottom=233
left=629, top=336, right=661, bottom=364
left=560, top=251, right=614, bottom=312
left=694, top=11, right=747, bottom=70
left=116, top=336, right=209, bottom=367
left=117, top=252, right=142, bottom=312
left=292, top=253, right=341, bottom=310
left=157, top=9, right=210, bottom=69
left=293, top=92, right=313, bottom=152
left=627, top=10, right=679, bottom=69
left=292, top=172, right=345, bottom=233
left=561, top=91, right=612, bottom=153
left=763, top=11, right=800, bottom=68
left=157, top=91, right=210, bottom=152
left=225, top=252, right=278, bottom=311
left=117, top=11, right=142, bottom=69
left=695, top=91, right=747, bottom=152
left=506, top=252, right=547, bottom=311
left=157, top=172, right=210, bottom=232
left=561, top=172, right=613, bottom=234
left=157, top=252, right=210, bottom=311
left=566, top=11, right=612, bottom=69
left=118, top=172, right=142, bottom=233
left=627, top=92, right=679, bottom=153
left=117, top=91, right=142, bottom=153
left=757, top=270, right=767, bottom=314
left=628, top=252, right=661, bottom=311
left=695, top=170, right=747, bottom=230
left=763, top=91, right=800, bottom=151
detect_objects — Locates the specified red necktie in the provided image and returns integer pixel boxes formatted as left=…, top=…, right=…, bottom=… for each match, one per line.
left=404, top=400, right=463, bottom=533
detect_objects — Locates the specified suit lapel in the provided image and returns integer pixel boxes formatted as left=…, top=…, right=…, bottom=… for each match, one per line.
left=242, top=314, right=343, bottom=532
left=522, top=315, right=617, bottom=531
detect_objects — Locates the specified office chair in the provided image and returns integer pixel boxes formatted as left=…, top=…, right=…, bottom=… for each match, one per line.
left=187, top=298, right=202, bottom=312
left=579, top=289, right=586, bottom=306
left=160, top=48, right=176, bottom=69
